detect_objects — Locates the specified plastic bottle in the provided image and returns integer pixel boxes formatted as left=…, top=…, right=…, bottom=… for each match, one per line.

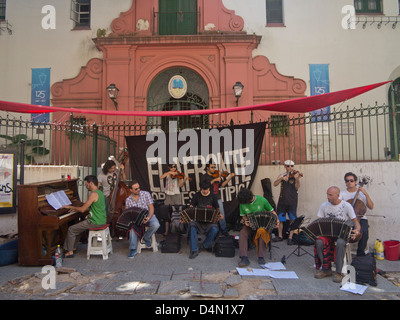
left=374, top=239, right=384, bottom=260
left=55, top=245, right=63, bottom=268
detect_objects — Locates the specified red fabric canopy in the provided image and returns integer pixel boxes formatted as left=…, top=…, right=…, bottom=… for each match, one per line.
left=0, top=81, right=390, bottom=117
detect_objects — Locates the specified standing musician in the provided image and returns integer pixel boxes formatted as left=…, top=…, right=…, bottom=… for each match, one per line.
left=160, top=164, right=188, bottom=236
left=339, top=172, right=374, bottom=256
left=183, top=180, right=222, bottom=259
left=160, top=163, right=188, bottom=205
left=200, top=162, right=235, bottom=235
left=97, top=159, right=127, bottom=215
left=62, top=175, right=107, bottom=258
left=273, top=160, right=302, bottom=245
left=314, top=186, right=361, bottom=283
left=125, top=180, right=160, bottom=259
left=237, top=188, right=279, bottom=267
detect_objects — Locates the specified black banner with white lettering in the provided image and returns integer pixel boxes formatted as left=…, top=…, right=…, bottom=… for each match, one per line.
left=125, top=122, right=266, bottom=222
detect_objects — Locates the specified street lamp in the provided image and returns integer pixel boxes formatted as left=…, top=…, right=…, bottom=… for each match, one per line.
left=233, top=81, right=244, bottom=106
left=106, top=83, right=119, bottom=110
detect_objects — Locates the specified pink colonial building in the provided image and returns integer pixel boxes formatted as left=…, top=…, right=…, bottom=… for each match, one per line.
left=50, top=0, right=306, bottom=129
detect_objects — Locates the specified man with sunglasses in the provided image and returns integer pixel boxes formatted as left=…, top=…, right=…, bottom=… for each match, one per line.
left=125, top=180, right=160, bottom=259
left=339, top=172, right=374, bottom=256
left=273, top=160, right=302, bottom=245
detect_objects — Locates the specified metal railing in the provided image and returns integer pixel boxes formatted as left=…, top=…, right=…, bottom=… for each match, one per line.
left=0, top=103, right=397, bottom=173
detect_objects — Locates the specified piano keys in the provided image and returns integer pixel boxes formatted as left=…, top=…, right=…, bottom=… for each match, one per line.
left=17, top=178, right=88, bottom=266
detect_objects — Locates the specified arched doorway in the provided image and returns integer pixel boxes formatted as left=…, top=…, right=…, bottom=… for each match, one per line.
left=147, top=67, right=209, bottom=132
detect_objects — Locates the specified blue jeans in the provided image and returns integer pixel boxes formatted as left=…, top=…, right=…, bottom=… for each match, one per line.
left=190, top=224, right=219, bottom=252
left=129, top=215, right=160, bottom=251
left=217, top=199, right=227, bottom=232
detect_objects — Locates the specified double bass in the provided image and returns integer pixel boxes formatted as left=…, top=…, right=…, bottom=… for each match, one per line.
left=346, top=176, right=370, bottom=242
left=108, top=151, right=131, bottom=237
left=347, top=176, right=370, bottom=221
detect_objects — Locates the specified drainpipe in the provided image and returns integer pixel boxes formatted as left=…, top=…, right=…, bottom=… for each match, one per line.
left=390, top=83, right=399, bottom=161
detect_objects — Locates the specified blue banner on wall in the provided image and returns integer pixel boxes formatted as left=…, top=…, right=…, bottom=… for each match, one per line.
left=309, top=64, right=330, bottom=122
left=31, top=68, right=50, bottom=122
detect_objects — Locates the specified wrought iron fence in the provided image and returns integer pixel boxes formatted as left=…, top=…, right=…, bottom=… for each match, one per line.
left=0, top=103, right=396, bottom=175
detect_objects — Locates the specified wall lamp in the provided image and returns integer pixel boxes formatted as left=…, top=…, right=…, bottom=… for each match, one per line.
left=233, top=81, right=244, bottom=106
left=106, top=83, right=119, bottom=110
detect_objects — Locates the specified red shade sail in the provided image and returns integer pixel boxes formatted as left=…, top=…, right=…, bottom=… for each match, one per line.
left=0, top=81, right=390, bottom=117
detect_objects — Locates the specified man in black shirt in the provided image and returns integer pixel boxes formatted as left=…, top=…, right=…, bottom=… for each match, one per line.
left=200, top=163, right=234, bottom=235
left=184, top=180, right=223, bottom=259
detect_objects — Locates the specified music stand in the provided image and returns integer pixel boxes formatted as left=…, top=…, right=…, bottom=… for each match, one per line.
left=281, top=216, right=313, bottom=263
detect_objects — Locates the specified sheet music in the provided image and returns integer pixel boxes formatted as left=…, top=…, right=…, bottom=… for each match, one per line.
left=45, top=190, right=72, bottom=210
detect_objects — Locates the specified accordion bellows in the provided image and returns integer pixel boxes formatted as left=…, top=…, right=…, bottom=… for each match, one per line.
left=303, top=217, right=356, bottom=242
left=247, top=211, right=277, bottom=232
left=116, top=207, right=148, bottom=231
left=180, top=207, right=220, bottom=224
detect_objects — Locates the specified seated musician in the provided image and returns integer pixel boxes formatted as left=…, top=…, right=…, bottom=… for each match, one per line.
left=314, top=186, right=361, bottom=283
left=183, top=180, right=222, bottom=259
left=62, top=175, right=107, bottom=258
left=339, top=172, right=374, bottom=256
left=237, top=188, right=279, bottom=267
left=125, top=180, right=160, bottom=259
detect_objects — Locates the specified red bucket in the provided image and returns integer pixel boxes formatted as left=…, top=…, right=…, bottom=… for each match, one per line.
left=383, top=240, right=400, bottom=261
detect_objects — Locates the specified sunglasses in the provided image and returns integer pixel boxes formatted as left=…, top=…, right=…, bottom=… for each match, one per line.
left=345, top=179, right=355, bottom=183
left=133, top=187, right=140, bottom=190
left=285, top=165, right=294, bottom=168
left=209, top=166, right=216, bottom=169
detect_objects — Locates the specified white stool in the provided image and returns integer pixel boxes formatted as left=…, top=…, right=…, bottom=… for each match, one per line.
left=137, top=227, right=158, bottom=253
left=87, top=224, right=113, bottom=260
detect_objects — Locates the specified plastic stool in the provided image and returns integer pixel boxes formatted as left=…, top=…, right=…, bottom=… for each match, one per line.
left=87, top=224, right=113, bottom=260
left=137, top=227, right=158, bottom=253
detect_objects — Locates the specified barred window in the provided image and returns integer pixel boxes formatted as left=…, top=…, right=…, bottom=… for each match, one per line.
left=71, top=0, right=91, bottom=28
left=266, top=0, right=284, bottom=25
left=354, top=0, right=382, bottom=13
left=269, top=115, right=289, bottom=137
left=0, top=0, right=6, bottom=20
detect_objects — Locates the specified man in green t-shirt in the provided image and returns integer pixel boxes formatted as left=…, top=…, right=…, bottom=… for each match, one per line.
left=237, top=188, right=279, bottom=267
left=62, top=175, right=107, bottom=258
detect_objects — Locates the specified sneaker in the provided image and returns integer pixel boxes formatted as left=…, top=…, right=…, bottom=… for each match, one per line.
left=128, top=250, right=137, bottom=259
left=332, top=272, right=343, bottom=283
left=258, top=257, right=266, bottom=265
left=287, top=238, right=294, bottom=245
left=189, top=251, right=199, bottom=259
left=238, top=256, right=250, bottom=268
left=272, top=237, right=283, bottom=242
left=314, top=269, right=332, bottom=279
left=144, top=240, right=152, bottom=248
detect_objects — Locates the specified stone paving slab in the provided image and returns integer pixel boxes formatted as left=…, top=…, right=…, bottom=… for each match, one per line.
left=172, top=271, right=201, bottom=281
left=100, top=280, right=139, bottom=294
left=158, top=280, right=190, bottom=295
left=70, top=279, right=111, bottom=293
left=189, top=281, right=224, bottom=298
left=135, top=281, right=161, bottom=294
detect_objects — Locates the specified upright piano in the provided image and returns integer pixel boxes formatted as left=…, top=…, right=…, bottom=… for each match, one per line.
left=18, top=179, right=88, bottom=266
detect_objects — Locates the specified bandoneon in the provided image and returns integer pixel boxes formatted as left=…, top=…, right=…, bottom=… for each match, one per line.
left=116, top=207, right=148, bottom=231
left=303, top=217, right=356, bottom=243
left=247, top=211, right=277, bottom=232
left=180, top=207, right=220, bottom=224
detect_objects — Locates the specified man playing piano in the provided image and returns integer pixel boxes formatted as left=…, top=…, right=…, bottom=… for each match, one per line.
left=62, top=175, right=107, bottom=258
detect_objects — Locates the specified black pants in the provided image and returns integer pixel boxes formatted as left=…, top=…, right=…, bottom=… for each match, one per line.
left=357, top=219, right=369, bottom=256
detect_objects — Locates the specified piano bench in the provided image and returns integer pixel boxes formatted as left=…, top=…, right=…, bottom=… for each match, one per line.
left=137, top=227, right=158, bottom=253
left=87, top=224, right=113, bottom=260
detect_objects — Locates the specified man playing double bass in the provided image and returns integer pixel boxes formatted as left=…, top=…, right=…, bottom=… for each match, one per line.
left=339, top=172, right=374, bottom=256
